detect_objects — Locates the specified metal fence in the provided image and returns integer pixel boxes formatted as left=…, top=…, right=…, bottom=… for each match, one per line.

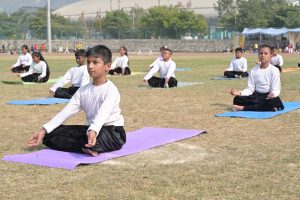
left=0, top=27, right=234, bottom=40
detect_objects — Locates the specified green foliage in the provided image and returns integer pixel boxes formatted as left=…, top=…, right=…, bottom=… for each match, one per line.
left=215, top=0, right=300, bottom=31
left=101, top=10, right=131, bottom=38
left=139, top=6, right=208, bottom=39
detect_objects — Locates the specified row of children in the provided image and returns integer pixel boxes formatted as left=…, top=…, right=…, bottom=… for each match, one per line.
left=9, top=44, right=286, bottom=157
left=224, top=47, right=284, bottom=78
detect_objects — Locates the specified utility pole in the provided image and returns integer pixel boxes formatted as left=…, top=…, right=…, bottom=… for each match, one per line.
left=158, top=0, right=160, bottom=6
left=110, top=0, right=112, bottom=11
left=47, top=0, right=52, bottom=53
left=118, top=0, right=121, bottom=9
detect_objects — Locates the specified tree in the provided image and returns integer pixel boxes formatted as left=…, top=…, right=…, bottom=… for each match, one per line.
left=214, top=0, right=297, bottom=31
left=101, top=10, right=131, bottom=38
left=139, top=6, right=208, bottom=39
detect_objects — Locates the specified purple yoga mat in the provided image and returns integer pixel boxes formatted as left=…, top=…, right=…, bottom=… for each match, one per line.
left=3, top=127, right=206, bottom=170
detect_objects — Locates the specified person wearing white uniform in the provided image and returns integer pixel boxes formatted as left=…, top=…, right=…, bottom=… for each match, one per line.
left=108, top=46, right=131, bottom=75
left=143, top=48, right=177, bottom=88
left=148, top=46, right=167, bottom=69
left=230, top=45, right=284, bottom=112
left=10, top=45, right=32, bottom=73
left=224, top=47, right=248, bottom=78
left=27, top=45, right=126, bottom=157
left=49, top=49, right=90, bottom=99
left=18, top=51, right=50, bottom=83
left=270, top=47, right=283, bottom=72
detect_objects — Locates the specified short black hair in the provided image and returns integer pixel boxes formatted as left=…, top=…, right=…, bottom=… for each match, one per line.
left=86, top=45, right=112, bottom=64
left=271, top=47, right=278, bottom=51
left=75, top=49, right=86, bottom=57
left=235, top=47, right=243, bottom=53
left=259, top=44, right=272, bottom=52
left=22, top=45, right=29, bottom=50
left=160, top=46, right=167, bottom=52
left=164, top=48, right=172, bottom=54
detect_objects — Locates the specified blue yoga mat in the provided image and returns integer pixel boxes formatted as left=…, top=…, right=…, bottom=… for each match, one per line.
left=215, top=102, right=300, bottom=119
left=211, top=76, right=247, bottom=80
left=7, top=98, right=70, bottom=105
left=176, top=68, right=191, bottom=71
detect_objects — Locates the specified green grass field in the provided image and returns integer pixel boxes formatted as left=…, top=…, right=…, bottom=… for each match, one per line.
left=0, top=52, right=299, bottom=199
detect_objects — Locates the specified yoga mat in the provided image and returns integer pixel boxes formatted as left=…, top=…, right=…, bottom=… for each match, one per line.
left=282, top=67, right=300, bottom=73
left=138, top=82, right=203, bottom=89
left=211, top=76, right=247, bottom=80
left=177, top=82, right=203, bottom=87
left=3, top=127, right=206, bottom=170
left=7, top=97, right=70, bottom=105
left=107, top=72, right=144, bottom=76
left=215, top=102, right=300, bottom=119
left=1, top=78, right=62, bottom=85
left=176, top=68, right=191, bottom=71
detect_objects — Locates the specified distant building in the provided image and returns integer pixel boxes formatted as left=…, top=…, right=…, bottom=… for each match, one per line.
left=53, top=0, right=218, bottom=27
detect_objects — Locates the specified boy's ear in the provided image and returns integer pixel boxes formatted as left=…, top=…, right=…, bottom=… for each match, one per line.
left=105, top=63, right=111, bottom=72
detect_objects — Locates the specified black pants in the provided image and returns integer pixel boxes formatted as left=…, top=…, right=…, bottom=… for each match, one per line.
left=11, top=65, right=30, bottom=73
left=224, top=71, right=248, bottom=78
left=43, top=125, right=126, bottom=153
left=273, top=65, right=282, bottom=72
left=148, top=76, right=178, bottom=88
left=233, top=92, right=284, bottom=111
left=108, top=67, right=131, bottom=75
left=54, top=87, right=79, bottom=99
left=21, top=73, right=49, bottom=83
left=298, top=62, right=300, bottom=67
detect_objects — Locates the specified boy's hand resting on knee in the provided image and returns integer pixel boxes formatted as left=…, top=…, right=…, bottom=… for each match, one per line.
left=85, top=130, right=97, bottom=148
left=27, top=128, right=46, bottom=147
left=266, top=92, right=275, bottom=99
left=230, top=88, right=241, bottom=96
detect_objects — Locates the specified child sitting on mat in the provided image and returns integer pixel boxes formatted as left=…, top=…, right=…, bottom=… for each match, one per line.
left=230, top=44, right=284, bottom=112
left=143, top=48, right=177, bottom=88
left=224, top=47, right=248, bottom=78
left=10, top=45, right=32, bottom=73
left=49, top=49, right=90, bottom=99
left=148, top=45, right=167, bottom=69
left=17, top=51, right=50, bottom=83
left=108, top=46, right=131, bottom=75
left=270, top=47, right=283, bottom=72
left=27, top=45, right=126, bottom=157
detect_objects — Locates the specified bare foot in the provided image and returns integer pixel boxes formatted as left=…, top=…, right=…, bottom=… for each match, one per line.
left=82, top=148, right=99, bottom=157
left=232, top=105, right=244, bottom=112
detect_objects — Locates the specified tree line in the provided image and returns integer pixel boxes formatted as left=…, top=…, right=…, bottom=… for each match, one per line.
left=214, top=0, right=300, bottom=31
left=0, top=6, right=208, bottom=40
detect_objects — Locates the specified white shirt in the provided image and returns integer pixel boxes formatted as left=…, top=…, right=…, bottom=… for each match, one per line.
left=13, top=52, right=32, bottom=67
left=144, top=58, right=176, bottom=80
left=111, top=55, right=129, bottom=69
left=43, top=80, right=124, bottom=136
left=226, top=57, right=247, bottom=72
left=50, top=65, right=90, bottom=92
left=149, top=56, right=163, bottom=68
left=241, top=64, right=281, bottom=97
left=20, top=61, right=47, bottom=78
left=270, top=55, right=283, bottom=66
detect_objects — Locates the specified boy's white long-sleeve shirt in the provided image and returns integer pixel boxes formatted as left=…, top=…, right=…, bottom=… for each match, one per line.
left=226, top=57, right=247, bottom=72
left=110, top=55, right=128, bottom=70
left=43, top=80, right=124, bottom=136
left=270, top=55, right=283, bottom=66
left=20, top=61, right=47, bottom=78
left=50, top=65, right=90, bottom=92
left=13, top=52, right=33, bottom=67
left=149, top=56, right=164, bottom=68
left=241, top=64, right=281, bottom=97
left=144, top=58, right=176, bottom=80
